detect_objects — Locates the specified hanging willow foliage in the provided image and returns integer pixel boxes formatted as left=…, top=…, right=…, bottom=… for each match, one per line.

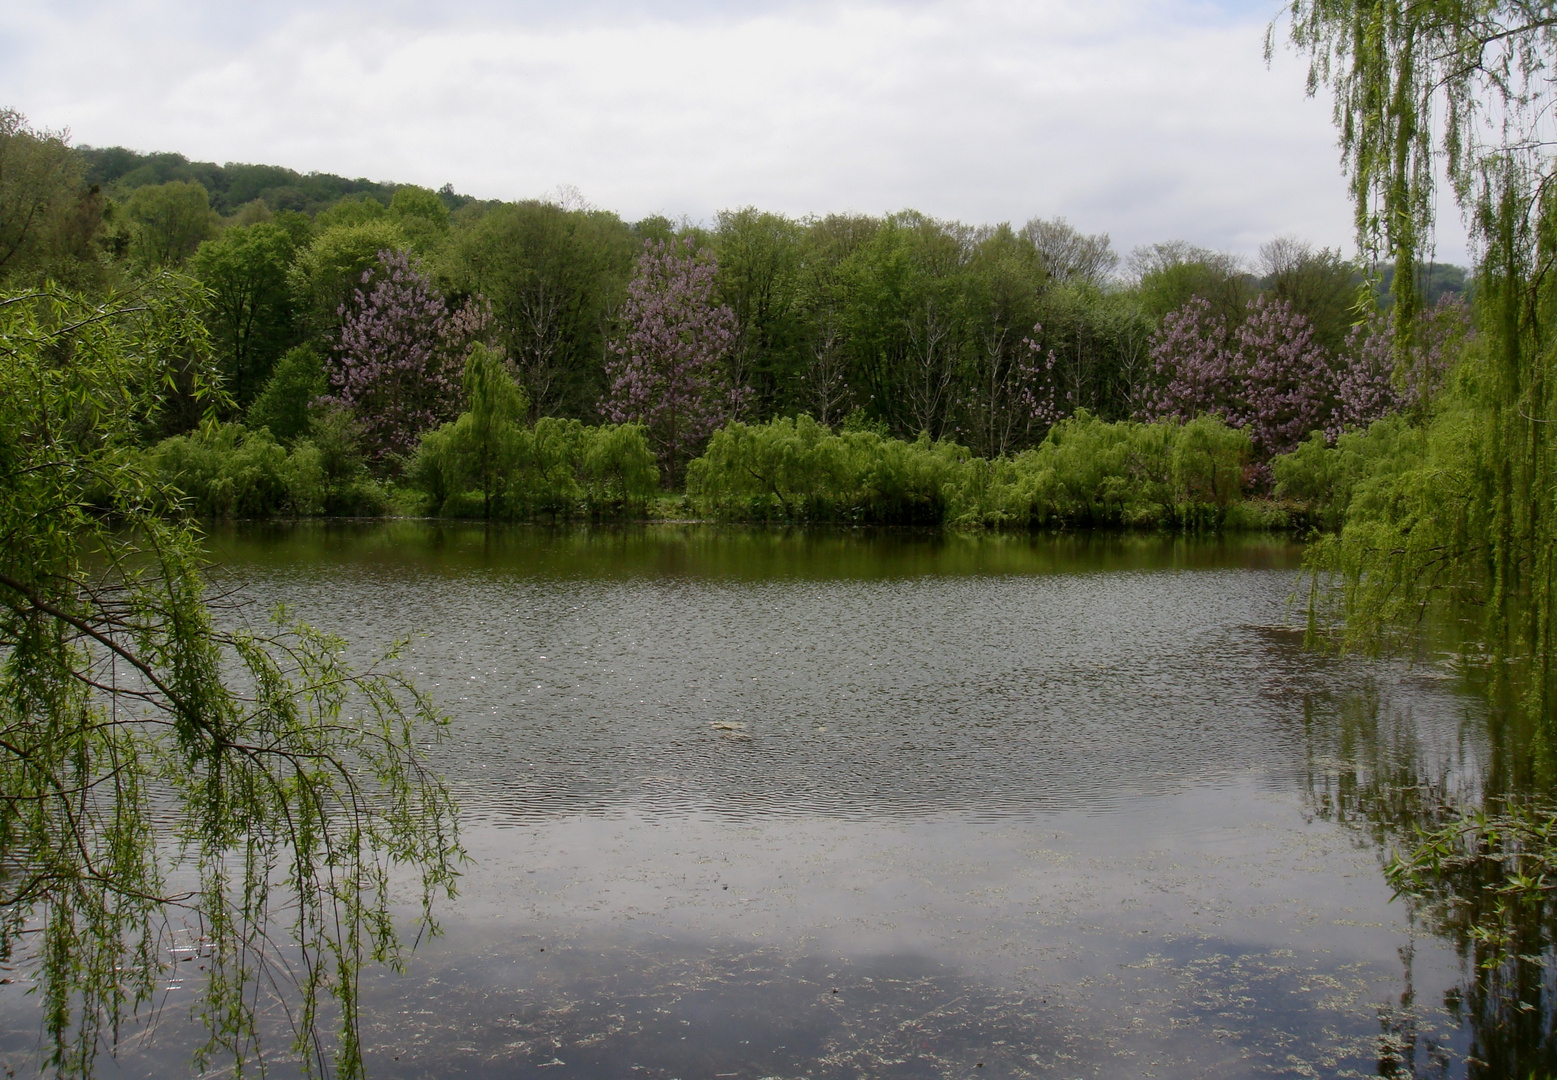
left=1282, top=1, right=1557, bottom=726
left=0, top=276, right=461, bottom=1077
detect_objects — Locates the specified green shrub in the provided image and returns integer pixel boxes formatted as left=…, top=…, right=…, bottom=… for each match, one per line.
left=687, top=415, right=964, bottom=525
left=1271, top=415, right=1423, bottom=530
left=144, top=422, right=322, bottom=517
left=407, top=411, right=659, bottom=521
left=297, top=403, right=385, bottom=515
left=979, top=411, right=1250, bottom=529
left=246, top=344, right=326, bottom=443
left=689, top=412, right=1252, bottom=530
left=144, top=416, right=383, bottom=518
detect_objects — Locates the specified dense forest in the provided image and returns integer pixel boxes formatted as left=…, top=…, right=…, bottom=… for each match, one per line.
left=0, top=109, right=1476, bottom=529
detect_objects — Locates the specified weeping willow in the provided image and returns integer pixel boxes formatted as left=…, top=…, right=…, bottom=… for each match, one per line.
left=0, top=277, right=461, bottom=1077
left=1283, top=2, right=1557, bottom=726
left=1281, top=7, right=1557, bottom=1049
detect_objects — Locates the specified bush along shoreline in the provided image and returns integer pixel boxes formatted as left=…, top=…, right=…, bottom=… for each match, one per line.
left=142, top=401, right=1325, bottom=532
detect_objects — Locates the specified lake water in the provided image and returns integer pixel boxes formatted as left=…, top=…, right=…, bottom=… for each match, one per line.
left=0, top=524, right=1522, bottom=1078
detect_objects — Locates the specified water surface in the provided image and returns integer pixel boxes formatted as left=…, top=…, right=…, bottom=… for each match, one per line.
left=1, top=525, right=1512, bottom=1077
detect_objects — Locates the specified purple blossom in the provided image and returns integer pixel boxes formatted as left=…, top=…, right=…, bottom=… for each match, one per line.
left=601, top=239, right=745, bottom=483
left=1017, top=325, right=1066, bottom=432
left=1232, top=295, right=1335, bottom=473
left=1334, top=295, right=1470, bottom=428
left=1145, top=292, right=1472, bottom=488
left=328, top=249, right=490, bottom=465
left=1145, top=296, right=1343, bottom=487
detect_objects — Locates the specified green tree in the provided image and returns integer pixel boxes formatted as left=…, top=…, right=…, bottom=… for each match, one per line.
left=289, top=219, right=407, bottom=340
left=1256, top=236, right=1359, bottom=355
left=443, top=201, right=635, bottom=420
left=0, top=109, right=105, bottom=289
left=390, top=184, right=450, bottom=252
left=1130, top=240, right=1253, bottom=325
left=790, top=214, right=880, bottom=426
left=1277, top=13, right=1557, bottom=1038
left=247, top=342, right=328, bottom=441
left=837, top=213, right=971, bottom=439
left=189, top=221, right=303, bottom=405
left=1285, top=2, right=1557, bottom=720
left=957, top=224, right=1047, bottom=455
left=711, top=208, right=808, bottom=420
left=125, top=180, right=219, bottom=267
left=0, top=278, right=459, bottom=1077
left=315, top=194, right=388, bottom=229
left=1021, top=216, right=1118, bottom=284
left=447, top=342, right=528, bottom=517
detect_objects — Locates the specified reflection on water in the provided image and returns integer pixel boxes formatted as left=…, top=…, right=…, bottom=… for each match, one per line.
left=202, top=523, right=1318, bottom=824
left=1299, top=671, right=1557, bottom=1078
left=4, top=523, right=1552, bottom=1077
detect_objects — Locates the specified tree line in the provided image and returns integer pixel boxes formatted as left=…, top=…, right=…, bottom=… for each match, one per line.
left=1, top=110, right=1470, bottom=500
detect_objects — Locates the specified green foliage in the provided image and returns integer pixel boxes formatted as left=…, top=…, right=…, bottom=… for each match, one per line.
left=1384, top=805, right=1557, bottom=969
left=143, top=421, right=325, bottom=516
left=289, top=220, right=407, bottom=338
left=0, top=281, right=457, bottom=1077
left=1271, top=416, right=1423, bottom=530
left=1285, top=5, right=1557, bottom=721
left=1131, top=241, right=1253, bottom=326
left=1257, top=239, right=1361, bottom=352
left=314, top=195, right=390, bottom=230
left=687, top=411, right=1251, bottom=529
left=304, top=403, right=386, bottom=515
left=0, top=110, right=106, bottom=289
left=124, top=180, right=219, bottom=267
left=145, top=409, right=384, bottom=519
left=390, top=185, right=450, bottom=251
left=1295, top=351, right=1502, bottom=655
left=427, top=343, right=528, bottom=518
left=441, top=201, right=636, bottom=419
left=246, top=343, right=327, bottom=442
left=408, top=391, right=659, bottom=521
left=188, top=221, right=303, bottom=405
left=711, top=207, right=809, bottom=418
left=688, top=415, right=963, bottom=525
left=74, top=145, right=402, bottom=216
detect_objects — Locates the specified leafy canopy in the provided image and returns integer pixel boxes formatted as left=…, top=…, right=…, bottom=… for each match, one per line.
left=0, top=276, right=460, bottom=1077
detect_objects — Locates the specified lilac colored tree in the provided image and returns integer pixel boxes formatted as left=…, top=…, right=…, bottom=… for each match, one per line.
left=1143, top=297, right=1235, bottom=424
left=1016, top=324, right=1067, bottom=436
left=1332, top=316, right=1401, bottom=431
left=1151, top=292, right=1473, bottom=487
left=1334, top=295, right=1471, bottom=429
left=329, top=248, right=489, bottom=467
left=1147, top=295, right=1334, bottom=486
left=602, top=239, right=744, bottom=484
left=1232, top=295, right=1336, bottom=475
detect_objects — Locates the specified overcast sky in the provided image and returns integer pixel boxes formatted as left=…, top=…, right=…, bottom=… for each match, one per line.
left=1, top=0, right=1473, bottom=264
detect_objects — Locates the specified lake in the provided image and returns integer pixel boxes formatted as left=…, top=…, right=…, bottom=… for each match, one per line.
left=0, top=524, right=1519, bottom=1078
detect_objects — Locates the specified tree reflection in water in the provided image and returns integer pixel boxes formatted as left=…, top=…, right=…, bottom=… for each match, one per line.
left=1300, top=678, right=1557, bottom=1078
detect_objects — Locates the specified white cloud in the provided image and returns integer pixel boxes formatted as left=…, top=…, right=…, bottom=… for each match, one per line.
left=0, top=0, right=1473, bottom=262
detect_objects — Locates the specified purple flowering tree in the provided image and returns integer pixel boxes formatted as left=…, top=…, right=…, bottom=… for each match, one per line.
left=1333, top=316, right=1401, bottom=430
left=1146, top=296, right=1334, bottom=486
left=1232, top=296, right=1336, bottom=470
left=330, top=249, right=489, bottom=466
left=1335, top=295, right=1471, bottom=428
left=602, top=239, right=743, bottom=485
left=1146, top=292, right=1472, bottom=488
left=1143, top=297, right=1235, bottom=426
left=1016, top=325, right=1067, bottom=435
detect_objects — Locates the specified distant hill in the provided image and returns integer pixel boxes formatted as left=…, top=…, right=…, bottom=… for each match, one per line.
left=71, top=145, right=473, bottom=217
left=1375, top=261, right=1472, bottom=308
